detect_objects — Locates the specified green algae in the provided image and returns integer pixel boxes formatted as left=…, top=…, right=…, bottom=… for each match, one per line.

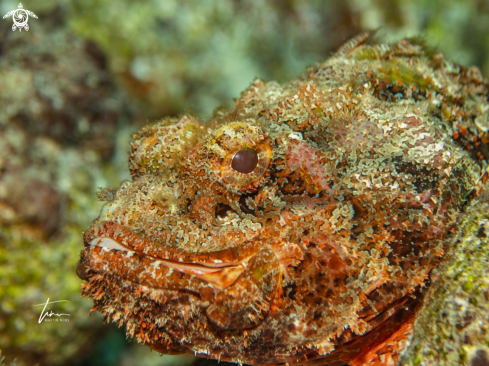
left=400, top=193, right=489, bottom=366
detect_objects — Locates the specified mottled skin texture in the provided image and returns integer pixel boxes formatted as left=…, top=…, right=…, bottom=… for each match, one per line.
left=78, top=34, right=488, bottom=365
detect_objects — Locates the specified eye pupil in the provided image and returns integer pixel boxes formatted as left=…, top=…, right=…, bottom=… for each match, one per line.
left=231, top=148, right=258, bottom=174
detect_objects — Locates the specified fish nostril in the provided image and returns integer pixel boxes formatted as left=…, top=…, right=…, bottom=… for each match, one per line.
left=215, top=203, right=233, bottom=219
left=215, top=203, right=240, bottom=226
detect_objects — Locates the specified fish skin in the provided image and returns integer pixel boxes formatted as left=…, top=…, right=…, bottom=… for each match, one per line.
left=78, top=33, right=488, bottom=365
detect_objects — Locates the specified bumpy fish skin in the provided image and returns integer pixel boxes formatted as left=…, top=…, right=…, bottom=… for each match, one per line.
left=78, top=34, right=488, bottom=365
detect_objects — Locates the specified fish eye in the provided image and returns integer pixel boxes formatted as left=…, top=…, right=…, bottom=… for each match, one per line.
left=217, top=142, right=272, bottom=190
left=206, top=122, right=272, bottom=191
left=231, top=148, right=258, bottom=174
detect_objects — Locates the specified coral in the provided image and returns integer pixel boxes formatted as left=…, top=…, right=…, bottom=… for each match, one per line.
left=0, top=11, right=128, bottom=366
left=78, top=33, right=488, bottom=365
left=67, top=0, right=360, bottom=117
left=62, top=0, right=489, bottom=121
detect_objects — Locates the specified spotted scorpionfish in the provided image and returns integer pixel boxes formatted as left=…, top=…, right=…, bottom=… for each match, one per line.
left=77, top=34, right=489, bottom=365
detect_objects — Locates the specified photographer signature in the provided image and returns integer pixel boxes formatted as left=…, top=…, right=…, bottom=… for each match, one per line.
left=33, top=298, right=70, bottom=323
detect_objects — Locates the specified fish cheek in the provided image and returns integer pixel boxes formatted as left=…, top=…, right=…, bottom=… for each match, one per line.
left=206, top=248, right=280, bottom=329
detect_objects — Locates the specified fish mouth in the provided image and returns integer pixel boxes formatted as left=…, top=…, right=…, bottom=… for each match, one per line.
left=78, top=221, right=263, bottom=289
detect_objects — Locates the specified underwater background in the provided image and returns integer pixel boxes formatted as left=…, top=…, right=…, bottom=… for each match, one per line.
left=0, top=0, right=488, bottom=365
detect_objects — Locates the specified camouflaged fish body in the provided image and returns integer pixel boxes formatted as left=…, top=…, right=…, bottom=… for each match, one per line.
left=78, top=34, right=488, bottom=365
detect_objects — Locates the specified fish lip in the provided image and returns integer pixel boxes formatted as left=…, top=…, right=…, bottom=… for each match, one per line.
left=83, top=220, right=263, bottom=266
left=88, top=236, right=247, bottom=272
left=85, top=236, right=253, bottom=289
left=81, top=220, right=264, bottom=288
